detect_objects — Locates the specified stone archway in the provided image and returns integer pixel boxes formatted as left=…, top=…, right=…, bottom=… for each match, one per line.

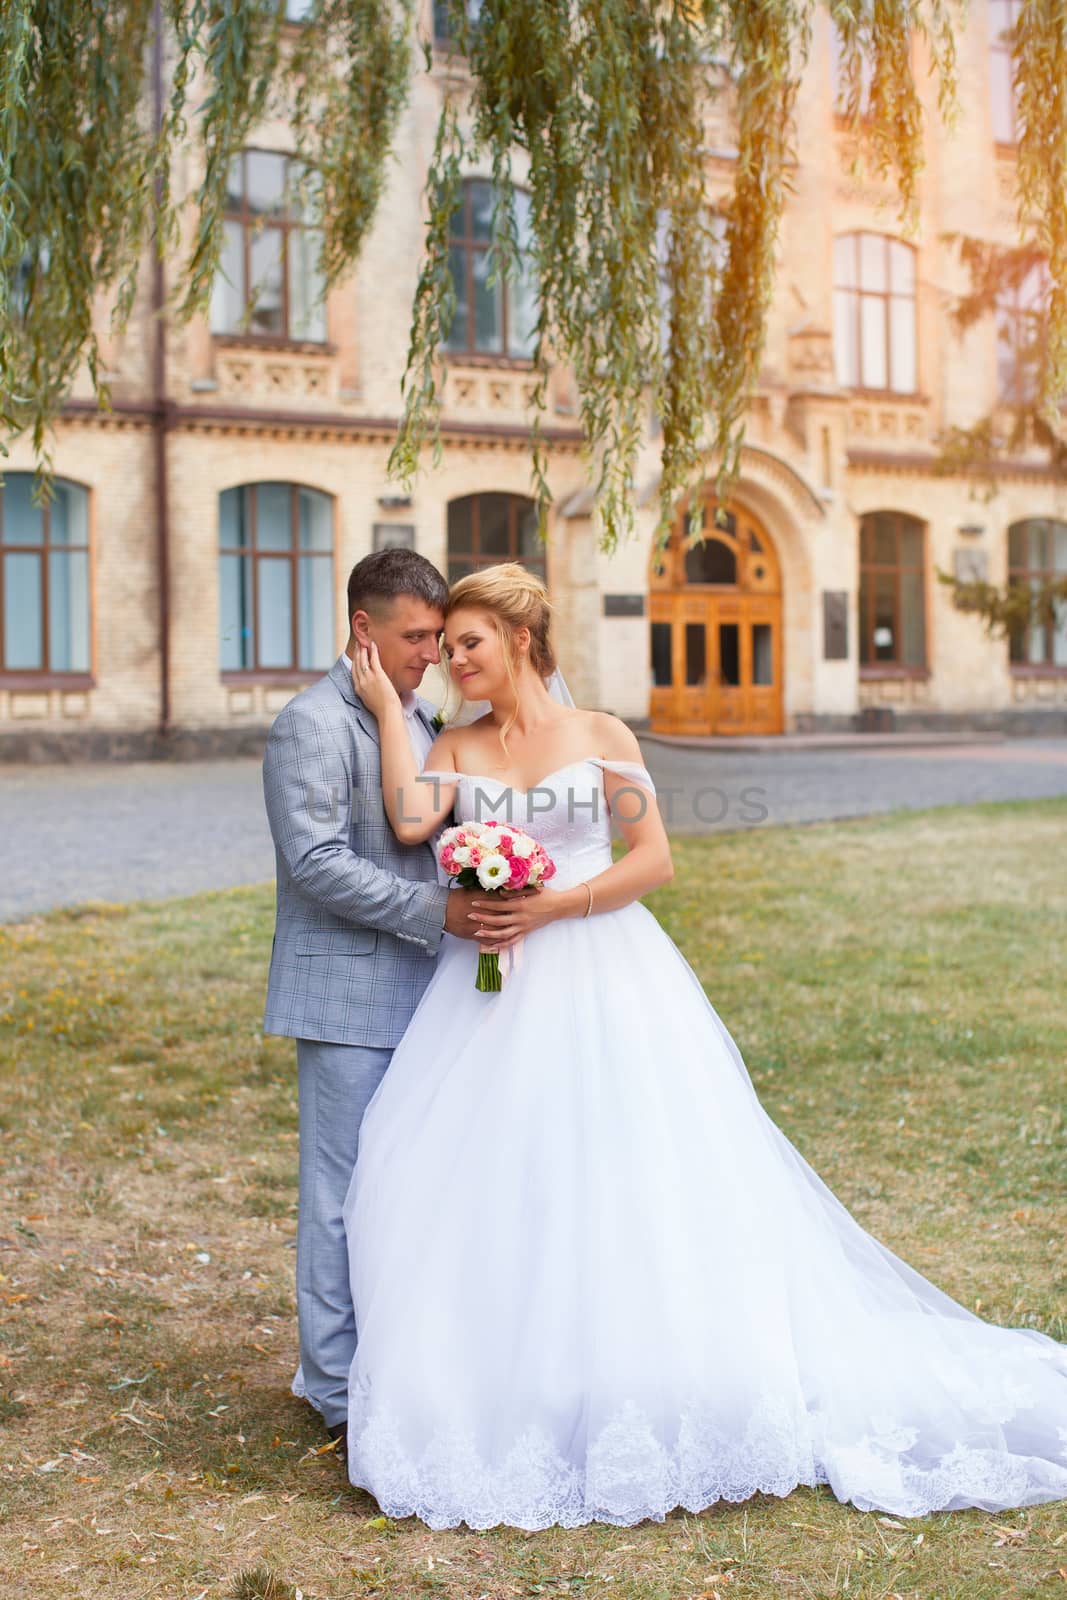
left=649, top=492, right=784, bottom=736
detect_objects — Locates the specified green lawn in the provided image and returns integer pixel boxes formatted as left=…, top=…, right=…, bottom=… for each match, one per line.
left=1, top=798, right=1066, bottom=1599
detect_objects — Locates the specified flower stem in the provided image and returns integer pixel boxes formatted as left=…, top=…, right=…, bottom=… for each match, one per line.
left=476, top=950, right=502, bottom=992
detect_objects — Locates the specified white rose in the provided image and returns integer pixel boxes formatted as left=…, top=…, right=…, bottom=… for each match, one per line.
left=476, top=853, right=510, bottom=889
left=510, top=833, right=536, bottom=858
left=451, top=846, right=472, bottom=867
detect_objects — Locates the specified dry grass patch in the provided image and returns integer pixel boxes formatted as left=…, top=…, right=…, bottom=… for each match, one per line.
left=1, top=797, right=1065, bottom=1598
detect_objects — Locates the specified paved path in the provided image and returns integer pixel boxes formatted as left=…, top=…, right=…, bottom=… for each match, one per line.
left=2, top=739, right=1065, bottom=921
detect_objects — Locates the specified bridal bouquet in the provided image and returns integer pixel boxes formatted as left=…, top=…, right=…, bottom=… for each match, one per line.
left=437, top=820, right=556, bottom=992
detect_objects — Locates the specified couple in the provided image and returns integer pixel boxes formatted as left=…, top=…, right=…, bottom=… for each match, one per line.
left=263, top=548, right=1067, bottom=1531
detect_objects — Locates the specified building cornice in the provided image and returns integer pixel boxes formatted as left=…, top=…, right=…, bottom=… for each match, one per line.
left=847, top=446, right=1067, bottom=483
left=58, top=397, right=586, bottom=452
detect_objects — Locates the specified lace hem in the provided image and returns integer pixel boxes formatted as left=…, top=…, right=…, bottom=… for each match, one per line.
left=346, top=1393, right=1067, bottom=1530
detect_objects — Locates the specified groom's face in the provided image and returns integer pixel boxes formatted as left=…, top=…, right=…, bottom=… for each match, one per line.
left=352, top=594, right=444, bottom=694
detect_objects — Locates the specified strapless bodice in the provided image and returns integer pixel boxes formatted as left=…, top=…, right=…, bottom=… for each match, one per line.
left=422, top=756, right=656, bottom=892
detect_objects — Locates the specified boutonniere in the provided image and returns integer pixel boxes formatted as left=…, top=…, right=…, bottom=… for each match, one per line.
left=431, top=711, right=446, bottom=733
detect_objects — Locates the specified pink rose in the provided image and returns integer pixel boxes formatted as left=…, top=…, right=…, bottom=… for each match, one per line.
left=541, top=858, right=556, bottom=880
left=440, top=844, right=456, bottom=871
left=468, top=845, right=483, bottom=866
left=496, top=833, right=514, bottom=857
left=507, top=856, right=530, bottom=889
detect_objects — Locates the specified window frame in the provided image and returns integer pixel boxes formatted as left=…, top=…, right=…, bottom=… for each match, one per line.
left=445, top=493, right=547, bottom=587
left=995, top=260, right=1049, bottom=406
left=833, top=231, right=918, bottom=396
left=432, top=0, right=481, bottom=53
left=1007, top=517, right=1067, bottom=672
left=0, top=474, right=93, bottom=687
left=990, top=0, right=1022, bottom=148
left=218, top=482, right=337, bottom=681
left=212, top=149, right=327, bottom=347
left=858, top=510, right=929, bottom=676
left=443, top=179, right=536, bottom=365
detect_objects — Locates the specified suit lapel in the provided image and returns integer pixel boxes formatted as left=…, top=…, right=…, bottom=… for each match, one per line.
left=328, top=655, right=379, bottom=747
left=414, top=699, right=440, bottom=749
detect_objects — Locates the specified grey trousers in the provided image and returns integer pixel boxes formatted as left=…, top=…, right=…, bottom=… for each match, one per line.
left=295, top=1037, right=392, bottom=1429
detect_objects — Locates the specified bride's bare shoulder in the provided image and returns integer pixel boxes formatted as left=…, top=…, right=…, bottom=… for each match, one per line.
left=588, top=710, right=644, bottom=762
left=441, top=715, right=489, bottom=767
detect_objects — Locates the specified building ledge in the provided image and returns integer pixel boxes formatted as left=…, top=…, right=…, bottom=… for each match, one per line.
left=0, top=672, right=95, bottom=691
left=859, top=666, right=931, bottom=681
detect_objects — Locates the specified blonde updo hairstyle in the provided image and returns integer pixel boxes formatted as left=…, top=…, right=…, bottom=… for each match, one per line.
left=445, top=563, right=558, bottom=754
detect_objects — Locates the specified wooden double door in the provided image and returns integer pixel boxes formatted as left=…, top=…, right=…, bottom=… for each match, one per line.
left=649, top=500, right=784, bottom=736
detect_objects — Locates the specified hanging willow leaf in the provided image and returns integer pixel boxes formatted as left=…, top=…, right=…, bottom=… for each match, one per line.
left=935, top=566, right=1067, bottom=644
left=287, top=0, right=414, bottom=289
left=3, top=0, right=1065, bottom=557
left=0, top=0, right=159, bottom=466
left=1015, top=0, right=1067, bottom=416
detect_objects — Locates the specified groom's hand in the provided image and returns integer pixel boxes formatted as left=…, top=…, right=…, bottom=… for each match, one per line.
left=444, top=886, right=540, bottom=945
left=444, top=889, right=490, bottom=941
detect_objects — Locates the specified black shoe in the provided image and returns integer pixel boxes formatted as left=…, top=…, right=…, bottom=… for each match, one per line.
left=326, top=1420, right=347, bottom=1464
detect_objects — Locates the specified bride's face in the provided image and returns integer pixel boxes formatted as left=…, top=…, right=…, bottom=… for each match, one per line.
left=443, top=606, right=528, bottom=701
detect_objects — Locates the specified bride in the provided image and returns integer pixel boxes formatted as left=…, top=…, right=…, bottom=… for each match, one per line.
left=343, top=562, right=1067, bottom=1530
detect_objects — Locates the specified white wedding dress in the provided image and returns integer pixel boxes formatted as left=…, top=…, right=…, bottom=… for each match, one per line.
left=341, top=756, right=1067, bottom=1530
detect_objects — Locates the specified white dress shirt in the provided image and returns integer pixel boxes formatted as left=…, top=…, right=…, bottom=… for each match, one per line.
left=400, top=688, right=436, bottom=769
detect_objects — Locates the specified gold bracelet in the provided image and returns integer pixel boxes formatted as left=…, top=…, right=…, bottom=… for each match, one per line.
left=581, top=881, right=593, bottom=918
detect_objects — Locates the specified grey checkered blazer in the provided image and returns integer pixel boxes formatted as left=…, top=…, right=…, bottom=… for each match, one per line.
left=262, top=656, right=450, bottom=1048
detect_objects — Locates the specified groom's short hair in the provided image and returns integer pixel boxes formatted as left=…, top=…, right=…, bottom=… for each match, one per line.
left=347, top=549, right=448, bottom=623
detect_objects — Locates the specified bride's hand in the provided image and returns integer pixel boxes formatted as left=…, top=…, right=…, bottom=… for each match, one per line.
left=470, top=886, right=554, bottom=950
left=351, top=639, right=400, bottom=718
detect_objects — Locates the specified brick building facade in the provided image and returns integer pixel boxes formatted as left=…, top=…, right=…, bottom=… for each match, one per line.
left=1, top=1, right=1065, bottom=759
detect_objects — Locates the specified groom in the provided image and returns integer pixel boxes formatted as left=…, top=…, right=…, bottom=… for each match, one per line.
left=261, top=548, right=485, bottom=1456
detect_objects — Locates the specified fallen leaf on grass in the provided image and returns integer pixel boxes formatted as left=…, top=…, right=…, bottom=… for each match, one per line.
left=992, top=1525, right=1028, bottom=1547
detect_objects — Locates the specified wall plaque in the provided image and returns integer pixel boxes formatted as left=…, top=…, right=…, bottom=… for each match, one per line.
left=603, top=594, right=645, bottom=618
left=823, top=590, right=849, bottom=660
left=373, top=522, right=416, bottom=552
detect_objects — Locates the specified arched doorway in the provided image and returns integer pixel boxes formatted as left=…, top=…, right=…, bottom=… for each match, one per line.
left=649, top=494, right=784, bottom=735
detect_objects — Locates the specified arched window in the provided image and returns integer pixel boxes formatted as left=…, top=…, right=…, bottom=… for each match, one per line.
left=651, top=499, right=780, bottom=595
left=990, top=0, right=1021, bottom=145
left=444, top=180, right=537, bottom=360
left=833, top=233, right=917, bottom=394
left=1008, top=519, right=1067, bottom=667
left=0, top=475, right=90, bottom=675
left=446, top=494, right=544, bottom=585
left=210, top=149, right=325, bottom=342
left=859, top=511, right=926, bottom=669
left=219, top=484, right=335, bottom=673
